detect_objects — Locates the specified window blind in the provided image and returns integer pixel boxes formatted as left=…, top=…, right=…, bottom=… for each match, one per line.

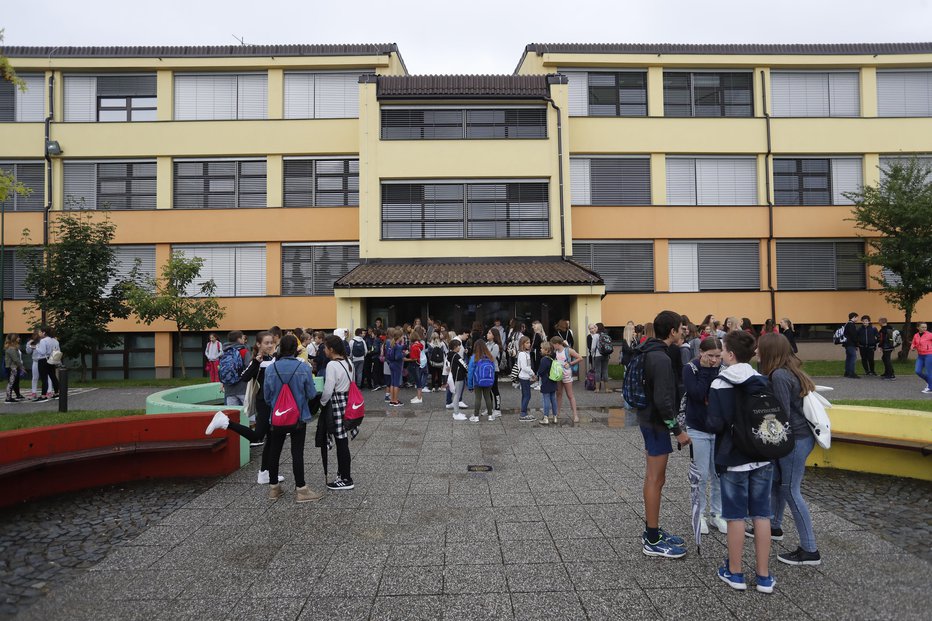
left=281, top=244, right=360, bottom=296
left=1, top=248, right=37, bottom=300
left=563, top=71, right=588, bottom=116
left=572, top=241, right=654, bottom=292
left=570, top=159, right=591, bottom=205
left=570, top=157, right=650, bottom=205
left=174, top=159, right=267, bottom=209
left=877, top=70, right=932, bottom=117
left=587, top=72, right=647, bottom=117
left=663, top=72, right=753, bottom=117
left=380, top=108, right=547, bottom=140
left=879, top=155, right=932, bottom=182
left=666, top=157, right=757, bottom=205
left=670, top=241, right=760, bottom=291
left=63, top=160, right=157, bottom=210
left=283, top=72, right=362, bottom=119
left=0, top=162, right=44, bottom=211
left=1, top=74, right=44, bottom=122
left=174, top=73, right=267, bottom=120
left=771, top=72, right=859, bottom=117
left=466, top=183, right=549, bottom=239
left=773, top=158, right=831, bottom=205
left=172, top=244, right=266, bottom=296
left=64, top=75, right=97, bottom=122
left=776, top=241, right=865, bottom=290
left=107, top=245, right=156, bottom=294
left=830, top=159, right=862, bottom=205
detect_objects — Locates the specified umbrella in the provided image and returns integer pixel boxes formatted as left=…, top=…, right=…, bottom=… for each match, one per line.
left=687, top=443, right=704, bottom=556
left=313, top=396, right=331, bottom=483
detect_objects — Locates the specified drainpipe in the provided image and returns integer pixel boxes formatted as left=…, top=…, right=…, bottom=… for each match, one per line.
left=42, top=74, right=55, bottom=324
left=544, top=78, right=566, bottom=260
left=761, top=70, right=776, bottom=322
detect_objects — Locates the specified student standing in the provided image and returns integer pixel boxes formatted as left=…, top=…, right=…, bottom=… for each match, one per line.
left=320, top=335, right=355, bottom=491
left=466, top=339, right=497, bottom=422
left=637, top=311, right=690, bottom=559
left=485, top=329, right=503, bottom=416
left=25, top=330, right=40, bottom=399
left=409, top=327, right=427, bottom=404
left=33, top=326, right=60, bottom=402
left=551, top=337, right=583, bottom=422
left=427, top=332, right=448, bottom=391
left=4, top=334, right=26, bottom=403
left=877, top=318, right=897, bottom=380
left=779, top=318, right=798, bottom=354
left=537, top=342, right=558, bottom=425
left=349, top=329, right=367, bottom=387
left=842, top=312, right=860, bottom=378
left=220, top=330, right=250, bottom=406
left=516, top=336, right=535, bottom=422
left=589, top=323, right=611, bottom=393
left=757, top=332, right=821, bottom=567
left=856, top=315, right=879, bottom=376
left=911, top=322, right=932, bottom=393
left=204, top=333, right=223, bottom=382
left=706, top=330, right=776, bottom=593
left=447, top=339, right=469, bottom=420
left=530, top=321, right=546, bottom=376
left=386, top=328, right=405, bottom=407
left=262, top=335, right=322, bottom=503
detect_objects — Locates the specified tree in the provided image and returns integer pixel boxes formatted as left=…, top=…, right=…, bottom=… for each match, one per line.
left=19, top=211, right=131, bottom=380
left=847, top=157, right=932, bottom=360
left=126, top=252, right=226, bottom=378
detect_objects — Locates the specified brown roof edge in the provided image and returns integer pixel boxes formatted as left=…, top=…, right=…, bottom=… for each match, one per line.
left=524, top=42, right=932, bottom=56
left=0, top=43, right=401, bottom=59
left=371, top=74, right=563, bottom=99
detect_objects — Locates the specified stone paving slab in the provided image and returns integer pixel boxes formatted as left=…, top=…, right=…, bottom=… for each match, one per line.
left=9, top=410, right=932, bottom=620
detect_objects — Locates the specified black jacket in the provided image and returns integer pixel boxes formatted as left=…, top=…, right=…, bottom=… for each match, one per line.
left=878, top=325, right=896, bottom=351
left=843, top=320, right=859, bottom=346
left=682, top=359, right=722, bottom=433
left=856, top=325, right=878, bottom=349
left=780, top=327, right=798, bottom=354
left=635, top=338, right=682, bottom=436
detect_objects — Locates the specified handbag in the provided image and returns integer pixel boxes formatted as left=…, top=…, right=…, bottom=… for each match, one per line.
left=242, top=378, right=258, bottom=419
left=802, top=391, right=832, bottom=449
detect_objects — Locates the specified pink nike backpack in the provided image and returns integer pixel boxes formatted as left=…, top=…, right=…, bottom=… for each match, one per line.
left=271, top=364, right=301, bottom=427
left=343, top=362, right=365, bottom=431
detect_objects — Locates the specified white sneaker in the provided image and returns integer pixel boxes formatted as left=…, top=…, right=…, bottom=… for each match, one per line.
left=256, top=470, right=285, bottom=484
left=710, top=515, right=729, bottom=534
left=489, top=411, right=501, bottom=421
left=700, top=517, right=709, bottom=535
left=205, top=411, right=229, bottom=435
left=410, top=397, right=423, bottom=404
left=923, top=388, right=932, bottom=394
left=452, top=413, right=468, bottom=421
left=468, top=416, right=480, bottom=423
left=445, top=403, right=454, bottom=409
left=539, top=416, right=549, bottom=425
left=458, top=401, right=469, bottom=408
left=423, top=388, right=432, bottom=393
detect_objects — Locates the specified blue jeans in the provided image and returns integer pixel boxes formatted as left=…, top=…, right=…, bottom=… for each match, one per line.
left=771, top=433, right=817, bottom=552
left=541, top=391, right=556, bottom=417
left=844, top=346, right=858, bottom=376
left=415, top=367, right=427, bottom=389
left=720, top=464, right=773, bottom=521
left=519, top=379, right=532, bottom=415
left=916, top=354, right=932, bottom=390
left=687, top=427, right=722, bottom=518
left=224, top=394, right=244, bottom=406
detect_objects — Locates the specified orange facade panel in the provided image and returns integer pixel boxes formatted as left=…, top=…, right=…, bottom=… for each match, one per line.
left=571, top=206, right=769, bottom=240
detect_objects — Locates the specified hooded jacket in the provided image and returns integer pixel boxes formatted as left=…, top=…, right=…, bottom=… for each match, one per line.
left=682, top=359, right=722, bottom=433
left=635, top=338, right=682, bottom=435
left=350, top=335, right=367, bottom=361
left=912, top=330, right=932, bottom=356
left=705, top=363, right=771, bottom=470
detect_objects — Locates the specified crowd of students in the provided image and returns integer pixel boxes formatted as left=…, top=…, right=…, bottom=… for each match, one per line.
left=3, top=326, right=62, bottom=404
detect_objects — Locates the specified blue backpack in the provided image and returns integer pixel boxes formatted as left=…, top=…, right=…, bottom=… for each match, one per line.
left=351, top=339, right=366, bottom=358
left=475, top=357, right=496, bottom=388
left=622, top=351, right=649, bottom=410
left=218, top=345, right=246, bottom=386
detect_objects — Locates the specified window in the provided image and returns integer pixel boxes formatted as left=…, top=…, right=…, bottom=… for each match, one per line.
left=877, top=70, right=932, bottom=117
left=570, top=157, right=650, bottom=205
left=63, top=160, right=156, bottom=210
left=663, top=72, right=753, bottom=117
left=777, top=241, right=866, bottom=290
left=174, top=159, right=266, bottom=209
left=282, top=244, right=360, bottom=296
left=572, top=241, right=654, bottom=292
left=770, top=72, right=859, bottom=117
left=108, top=245, right=156, bottom=294
left=880, top=155, right=932, bottom=182
left=381, top=181, right=549, bottom=240
left=666, top=157, right=758, bottom=205
left=64, top=75, right=157, bottom=122
left=283, top=158, right=359, bottom=207
left=563, top=71, right=648, bottom=117
left=0, top=73, right=44, bottom=122
left=668, top=241, right=760, bottom=292
left=1, top=248, right=37, bottom=299
left=773, top=158, right=861, bottom=206
left=90, top=333, right=156, bottom=380
left=171, top=244, right=266, bottom=296
left=380, top=107, right=547, bottom=140
left=283, top=72, right=362, bottom=119
left=174, top=73, right=267, bottom=120
left=0, top=162, right=44, bottom=211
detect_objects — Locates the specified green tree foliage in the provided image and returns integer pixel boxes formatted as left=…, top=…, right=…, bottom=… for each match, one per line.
left=847, top=157, right=932, bottom=360
left=19, top=212, right=130, bottom=380
left=126, top=253, right=225, bottom=378
left=1, top=30, right=31, bottom=206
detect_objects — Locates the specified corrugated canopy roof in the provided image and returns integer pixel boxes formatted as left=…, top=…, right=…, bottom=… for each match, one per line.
left=335, top=258, right=603, bottom=289
left=0, top=44, right=400, bottom=58
left=524, top=42, right=932, bottom=56
left=370, top=74, right=563, bottom=99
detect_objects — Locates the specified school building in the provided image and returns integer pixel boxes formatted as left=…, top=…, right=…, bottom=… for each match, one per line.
left=1, top=42, right=931, bottom=378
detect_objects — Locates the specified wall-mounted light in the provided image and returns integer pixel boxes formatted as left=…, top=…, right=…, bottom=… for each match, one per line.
left=45, top=140, right=63, bottom=156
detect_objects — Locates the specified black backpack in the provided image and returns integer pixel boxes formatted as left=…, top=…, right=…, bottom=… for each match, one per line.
left=429, top=346, right=445, bottom=368
left=721, top=377, right=795, bottom=461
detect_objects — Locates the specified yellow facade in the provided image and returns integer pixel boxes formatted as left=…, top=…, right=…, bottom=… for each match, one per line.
left=2, top=43, right=931, bottom=377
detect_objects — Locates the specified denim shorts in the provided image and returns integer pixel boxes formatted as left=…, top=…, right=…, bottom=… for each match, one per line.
left=720, top=464, right=774, bottom=521
left=639, top=425, right=673, bottom=457
left=389, top=362, right=403, bottom=387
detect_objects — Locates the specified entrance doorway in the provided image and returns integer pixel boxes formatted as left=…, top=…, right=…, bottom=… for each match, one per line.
left=365, top=296, right=570, bottom=333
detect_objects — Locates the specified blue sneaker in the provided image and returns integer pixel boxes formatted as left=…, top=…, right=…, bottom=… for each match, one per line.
left=755, top=574, right=776, bottom=594
left=658, top=529, right=686, bottom=546
left=718, top=564, right=747, bottom=591
left=642, top=534, right=687, bottom=559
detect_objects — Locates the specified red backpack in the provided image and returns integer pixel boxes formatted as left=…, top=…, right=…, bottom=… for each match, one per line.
left=342, top=361, right=365, bottom=431
left=271, top=364, right=301, bottom=427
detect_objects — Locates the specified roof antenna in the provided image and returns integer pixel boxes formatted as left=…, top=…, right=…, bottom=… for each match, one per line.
left=232, top=35, right=248, bottom=46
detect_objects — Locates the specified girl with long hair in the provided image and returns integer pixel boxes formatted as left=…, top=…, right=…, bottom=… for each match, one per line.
left=486, top=328, right=503, bottom=416
left=530, top=320, right=547, bottom=378
left=779, top=318, right=798, bottom=354
left=4, top=334, right=25, bottom=402
left=466, top=339, right=497, bottom=422
left=757, top=332, right=821, bottom=567
left=551, top=336, right=584, bottom=423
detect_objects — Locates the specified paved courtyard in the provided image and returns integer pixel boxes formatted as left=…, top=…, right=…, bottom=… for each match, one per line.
left=9, top=408, right=930, bottom=621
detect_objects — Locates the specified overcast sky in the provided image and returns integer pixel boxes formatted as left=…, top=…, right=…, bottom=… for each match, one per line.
left=4, top=0, right=931, bottom=74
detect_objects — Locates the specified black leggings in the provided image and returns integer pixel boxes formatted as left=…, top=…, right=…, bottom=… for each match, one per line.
left=38, top=359, right=59, bottom=396
left=859, top=347, right=876, bottom=375
left=227, top=400, right=272, bottom=472
left=335, top=436, right=352, bottom=482
left=430, top=365, right=443, bottom=388
left=490, top=374, right=500, bottom=411
left=268, top=422, right=306, bottom=488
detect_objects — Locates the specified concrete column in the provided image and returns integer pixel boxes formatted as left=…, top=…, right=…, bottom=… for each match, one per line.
left=156, top=70, right=173, bottom=121
left=647, top=66, right=664, bottom=117
left=266, top=155, right=283, bottom=208
left=863, top=153, right=881, bottom=188
left=267, top=69, right=283, bottom=120
left=156, top=157, right=172, bottom=209
left=336, top=296, right=365, bottom=335
left=650, top=153, right=666, bottom=205
left=654, top=240, right=670, bottom=292
left=154, top=332, right=172, bottom=379
left=266, top=242, right=281, bottom=296
left=860, top=67, right=877, bottom=118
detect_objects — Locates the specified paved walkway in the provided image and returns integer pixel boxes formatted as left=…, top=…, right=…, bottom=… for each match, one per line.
left=13, top=409, right=930, bottom=621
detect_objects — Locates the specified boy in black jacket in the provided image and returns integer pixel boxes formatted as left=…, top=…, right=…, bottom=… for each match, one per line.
left=638, top=310, right=691, bottom=559
left=877, top=317, right=896, bottom=380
